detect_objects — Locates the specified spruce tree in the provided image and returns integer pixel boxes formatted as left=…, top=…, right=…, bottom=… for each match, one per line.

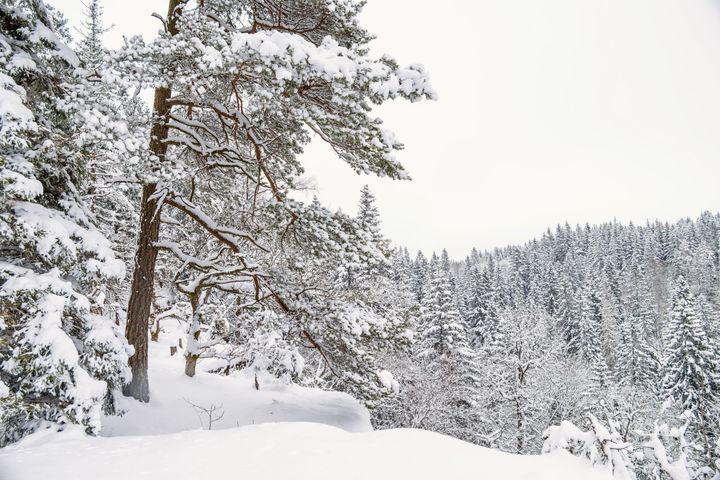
left=465, top=266, right=499, bottom=347
left=75, top=0, right=109, bottom=67
left=575, top=281, right=610, bottom=390
left=357, top=185, right=388, bottom=253
left=73, top=0, right=142, bottom=322
left=416, top=263, right=478, bottom=442
left=616, top=268, right=661, bottom=392
left=354, top=185, right=390, bottom=282
left=411, top=251, right=429, bottom=303
left=419, top=265, right=470, bottom=359
left=662, top=275, right=719, bottom=448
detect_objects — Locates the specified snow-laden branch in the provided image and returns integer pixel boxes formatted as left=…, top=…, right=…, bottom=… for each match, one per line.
left=642, top=421, right=691, bottom=480
left=164, top=193, right=268, bottom=253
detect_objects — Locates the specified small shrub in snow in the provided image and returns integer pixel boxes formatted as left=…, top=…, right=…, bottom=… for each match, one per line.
left=543, top=414, right=635, bottom=480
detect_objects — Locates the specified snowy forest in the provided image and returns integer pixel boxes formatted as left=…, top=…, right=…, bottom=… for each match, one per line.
left=382, top=214, right=720, bottom=474
left=1, top=0, right=719, bottom=479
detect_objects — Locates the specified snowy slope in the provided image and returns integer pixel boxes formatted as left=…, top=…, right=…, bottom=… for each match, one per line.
left=101, top=328, right=371, bottom=436
left=0, top=333, right=612, bottom=479
left=1, top=422, right=612, bottom=480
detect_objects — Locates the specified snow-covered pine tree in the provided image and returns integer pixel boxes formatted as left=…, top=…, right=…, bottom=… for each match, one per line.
left=357, top=185, right=390, bottom=258
left=390, top=247, right=413, bottom=287
left=338, top=186, right=391, bottom=289
left=419, top=264, right=470, bottom=359
left=662, top=275, right=719, bottom=453
left=655, top=222, right=674, bottom=264
left=575, top=280, right=611, bottom=392
left=411, top=251, right=429, bottom=302
left=557, top=259, right=580, bottom=354
left=106, top=0, right=434, bottom=401
left=616, top=307, right=657, bottom=393
left=75, top=0, right=109, bottom=67
left=353, top=185, right=392, bottom=283
left=149, top=174, right=411, bottom=403
left=415, top=262, right=478, bottom=438
left=283, top=199, right=412, bottom=405
left=72, top=0, right=143, bottom=325
left=464, top=265, right=499, bottom=347
left=0, top=0, right=129, bottom=445
left=616, top=267, right=660, bottom=392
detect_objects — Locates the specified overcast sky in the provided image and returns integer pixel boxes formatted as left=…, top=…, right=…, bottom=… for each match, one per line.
left=52, top=0, right=720, bottom=259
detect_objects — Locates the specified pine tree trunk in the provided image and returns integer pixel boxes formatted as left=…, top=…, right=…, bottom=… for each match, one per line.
left=515, top=368, right=525, bottom=454
left=123, top=184, right=162, bottom=402
left=122, top=0, right=181, bottom=402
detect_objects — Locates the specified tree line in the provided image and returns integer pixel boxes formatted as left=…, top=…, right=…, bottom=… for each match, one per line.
left=381, top=214, right=720, bottom=478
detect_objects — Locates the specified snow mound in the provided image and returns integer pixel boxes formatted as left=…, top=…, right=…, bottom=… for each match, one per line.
left=101, top=332, right=371, bottom=436
left=0, top=422, right=612, bottom=480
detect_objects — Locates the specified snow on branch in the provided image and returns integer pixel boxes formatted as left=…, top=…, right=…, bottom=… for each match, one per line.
left=163, top=193, right=268, bottom=253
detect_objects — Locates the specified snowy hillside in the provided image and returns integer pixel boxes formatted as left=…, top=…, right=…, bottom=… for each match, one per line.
left=1, top=422, right=612, bottom=480
left=0, top=336, right=612, bottom=480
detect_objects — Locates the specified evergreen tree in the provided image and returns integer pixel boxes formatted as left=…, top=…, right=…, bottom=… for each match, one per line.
left=419, top=265, right=470, bottom=359
left=357, top=185, right=388, bottom=252
left=390, top=247, right=413, bottom=287
left=414, top=264, right=478, bottom=442
left=0, top=0, right=129, bottom=445
left=465, top=266, right=499, bottom=347
left=75, top=0, right=109, bottom=67
left=440, top=248, right=451, bottom=273
left=411, top=251, right=429, bottom=303
left=72, top=0, right=142, bottom=323
left=354, top=185, right=390, bottom=282
left=662, top=275, right=719, bottom=449
left=106, top=0, right=435, bottom=401
left=616, top=268, right=661, bottom=391
left=575, top=281, right=610, bottom=391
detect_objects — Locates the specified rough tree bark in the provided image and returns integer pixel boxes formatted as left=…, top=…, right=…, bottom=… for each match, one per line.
left=184, top=292, right=201, bottom=378
left=123, top=0, right=181, bottom=402
left=123, top=184, right=162, bottom=401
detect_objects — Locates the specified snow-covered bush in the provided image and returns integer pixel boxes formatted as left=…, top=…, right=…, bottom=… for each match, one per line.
left=543, top=414, right=636, bottom=480
left=640, top=420, right=692, bottom=480
left=238, top=310, right=305, bottom=383
left=0, top=268, right=128, bottom=443
left=543, top=414, right=720, bottom=480
left=637, top=413, right=720, bottom=480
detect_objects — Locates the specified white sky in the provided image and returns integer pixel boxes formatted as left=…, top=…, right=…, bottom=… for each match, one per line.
left=52, top=0, right=720, bottom=259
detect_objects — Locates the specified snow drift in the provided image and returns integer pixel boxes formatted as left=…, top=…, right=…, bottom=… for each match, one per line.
left=0, top=422, right=612, bottom=480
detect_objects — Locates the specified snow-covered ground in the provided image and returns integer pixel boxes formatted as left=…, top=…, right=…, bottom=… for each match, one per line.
left=2, top=422, right=612, bottom=480
left=101, top=332, right=371, bottom=436
left=0, top=334, right=612, bottom=480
